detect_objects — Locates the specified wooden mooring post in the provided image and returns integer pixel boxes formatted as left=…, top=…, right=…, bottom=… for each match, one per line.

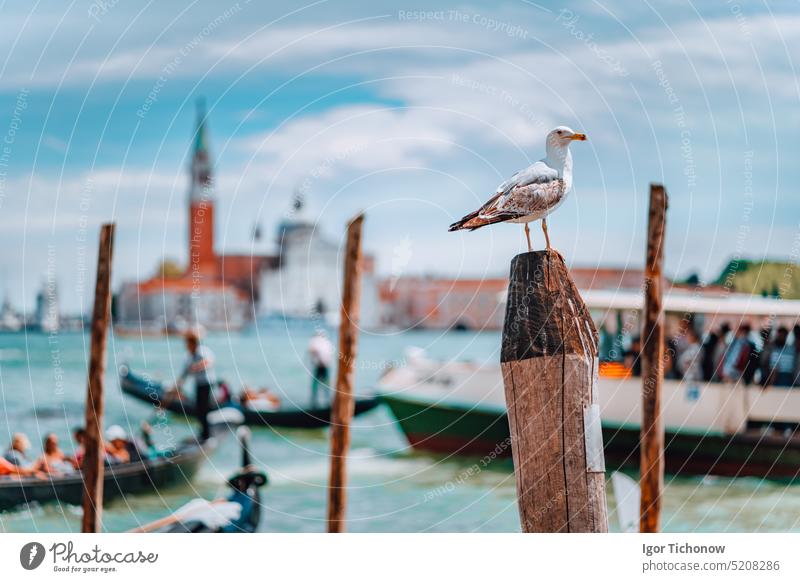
left=501, top=250, right=608, bottom=532
left=639, top=184, right=668, bottom=533
left=326, top=213, right=365, bottom=533
left=81, top=223, right=115, bottom=533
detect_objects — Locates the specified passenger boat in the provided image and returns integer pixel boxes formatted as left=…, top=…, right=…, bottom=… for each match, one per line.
left=0, top=438, right=214, bottom=512
left=378, top=289, right=800, bottom=480
left=132, top=428, right=267, bottom=533
left=120, top=366, right=381, bottom=429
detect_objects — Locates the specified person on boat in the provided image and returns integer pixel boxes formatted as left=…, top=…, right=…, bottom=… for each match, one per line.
left=704, top=322, right=731, bottom=382
left=793, top=325, right=800, bottom=387
left=677, top=327, right=704, bottom=383
left=666, top=317, right=694, bottom=379
left=623, top=337, right=642, bottom=377
left=68, top=426, right=118, bottom=469
left=3, top=432, right=32, bottom=466
left=177, top=330, right=217, bottom=441
left=215, top=381, right=233, bottom=405
left=240, top=386, right=281, bottom=412
left=308, top=330, right=334, bottom=408
left=0, top=456, right=38, bottom=478
left=722, top=324, right=757, bottom=385
left=69, top=427, right=88, bottom=469
left=760, top=327, right=796, bottom=387
left=139, top=420, right=156, bottom=456
left=105, top=425, right=145, bottom=464
left=32, top=434, right=75, bottom=476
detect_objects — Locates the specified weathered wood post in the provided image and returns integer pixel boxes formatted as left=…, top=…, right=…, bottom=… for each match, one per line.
left=639, top=184, right=668, bottom=533
left=501, top=250, right=607, bottom=532
left=326, top=213, right=365, bottom=533
left=81, top=223, right=115, bottom=533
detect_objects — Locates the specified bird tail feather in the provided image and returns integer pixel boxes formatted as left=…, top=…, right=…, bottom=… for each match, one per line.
left=449, top=212, right=506, bottom=231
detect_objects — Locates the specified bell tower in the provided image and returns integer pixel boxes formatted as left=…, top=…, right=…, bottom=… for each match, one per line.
left=187, top=98, right=217, bottom=278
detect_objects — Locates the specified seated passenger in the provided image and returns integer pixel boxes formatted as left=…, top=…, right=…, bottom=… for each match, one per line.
left=75, top=427, right=87, bottom=468
left=4, top=432, right=32, bottom=466
left=0, top=456, right=37, bottom=478
left=215, top=381, right=232, bottom=405
left=70, top=426, right=126, bottom=469
left=106, top=424, right=142, bottom=463
left=32, top=434, right=75, bottom=476
left=105, top=425, right=133, bottom=464
left=69, top=427, right=92, bottom=469
left=240, top=386, right=281, bottom=412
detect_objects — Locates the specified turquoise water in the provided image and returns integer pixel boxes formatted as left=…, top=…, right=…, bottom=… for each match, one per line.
left=0, top=326, right=798, bottom=532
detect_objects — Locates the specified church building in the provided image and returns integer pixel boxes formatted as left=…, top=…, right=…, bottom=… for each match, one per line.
left=259, top=194, right=379, bottom=328
left=116, top=101, right=257, bottom=333
left=116, top=100, right=379, bottom=333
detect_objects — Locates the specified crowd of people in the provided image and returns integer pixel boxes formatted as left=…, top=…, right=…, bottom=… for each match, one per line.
left=0, top=424, right=151, bottom=479
left=621, top=320, right=800, bottom=387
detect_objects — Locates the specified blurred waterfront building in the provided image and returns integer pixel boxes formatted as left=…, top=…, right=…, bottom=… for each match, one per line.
left=379, top=277, right=507, bottom=331
left=35, top=279, right=59, bottom=333
left=259, top=194, right=380, bottom=328
left=377, top=267, right=655, bottom=331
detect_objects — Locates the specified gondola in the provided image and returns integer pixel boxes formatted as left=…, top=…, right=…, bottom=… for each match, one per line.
left=119, top=365, right=381, bottom=429
left=0, top=438, right=214, bottom=512
left=132, top=428, right=267, bottom=533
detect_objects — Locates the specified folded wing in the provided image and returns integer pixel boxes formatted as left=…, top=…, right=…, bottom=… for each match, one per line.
left=449, top=162, right=565, bottom=231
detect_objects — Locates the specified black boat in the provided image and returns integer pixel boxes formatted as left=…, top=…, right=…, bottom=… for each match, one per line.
left=0, top=438, right=213, bottom=512
left=133, top=428, right=267, bottom=533
left=119, top=365, right=381, bottom=429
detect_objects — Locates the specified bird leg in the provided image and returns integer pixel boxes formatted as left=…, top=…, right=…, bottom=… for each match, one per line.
left=524, top=223, right=532, bottom=252
left=541, top=218, right=551, bottom=251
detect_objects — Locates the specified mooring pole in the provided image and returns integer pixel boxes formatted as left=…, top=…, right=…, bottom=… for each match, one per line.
left=326, top=213, right=365, bottom=533
left=81, top=223, right=115, bottom=533
left=500, top=250, right=608, bottom=532
left=640, top=184, right=668, bottom=533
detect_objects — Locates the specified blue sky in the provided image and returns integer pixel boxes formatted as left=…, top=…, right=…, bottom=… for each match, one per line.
left=0, top=0, right=799, bottom=313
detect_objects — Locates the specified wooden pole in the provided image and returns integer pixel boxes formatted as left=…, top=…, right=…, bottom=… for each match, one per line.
left=501, top=250, right=608, bottom=532
left=639, top=184, right=668, bottom=533
left=81, top=223, right=115, bottom=533
left=326, top=213, right=365, bottom=533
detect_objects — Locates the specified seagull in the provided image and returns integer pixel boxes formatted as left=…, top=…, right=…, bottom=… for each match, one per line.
left=449, top=126, right=586, bottom=252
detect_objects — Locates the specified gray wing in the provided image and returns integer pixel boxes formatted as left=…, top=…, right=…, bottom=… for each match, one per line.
left=449, top=161, right=565, bottom=231
left=487, top=179, right=566, bottom=220
left=483, top=160, right=564, bottom=220
left=495, top=161, right=559, bottom=196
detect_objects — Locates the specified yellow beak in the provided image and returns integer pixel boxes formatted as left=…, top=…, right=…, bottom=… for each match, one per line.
left=570, top=133, right=587, bottom=141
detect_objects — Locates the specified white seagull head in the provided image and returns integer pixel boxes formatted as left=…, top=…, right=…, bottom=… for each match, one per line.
left=545, top=126, right=587, bottom=166
left=546, top=126, right=587, bottom=148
